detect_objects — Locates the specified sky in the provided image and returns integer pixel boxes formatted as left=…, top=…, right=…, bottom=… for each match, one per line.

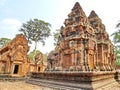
left=0, top=0, right=120, bottom=54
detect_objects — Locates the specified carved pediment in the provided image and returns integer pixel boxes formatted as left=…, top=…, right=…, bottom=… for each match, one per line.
left=13, top=51, right=24, bottom=60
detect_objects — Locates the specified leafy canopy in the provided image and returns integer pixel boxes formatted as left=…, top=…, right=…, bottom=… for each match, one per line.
left=53, top=29, right=60, bottom=46
left=0, top=38, right=11, bottom=48
left=29, top=50, right=47, bottom=62
left=29, top=50, right=41, bottom=60
left=111, top=22, right=120, bottom=66
left=19, top=18, right=51, bottom=65
left=19, top=18, right=51, bottom=45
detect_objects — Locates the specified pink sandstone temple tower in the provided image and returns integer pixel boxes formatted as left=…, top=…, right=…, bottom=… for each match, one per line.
left=30, top=2, right=119, bottom=89
left=48, top=2, right=116, bottom=71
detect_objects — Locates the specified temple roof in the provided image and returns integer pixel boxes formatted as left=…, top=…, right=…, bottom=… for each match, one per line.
left=64, top=2, right=88, bottom=26
left=0, top=34, right=27, bottom=52
left=72, top=2, right=83, bottom=11
left=88, top=10, right=98, bottom=19
left=88, top=10, right=106, bottom=32
left=71, top=2, right=86, bottom=17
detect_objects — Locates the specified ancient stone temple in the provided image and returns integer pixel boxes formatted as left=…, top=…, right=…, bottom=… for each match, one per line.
left=0, top=34, right=30, bottom=76
left=48, top=2, right=116, bottom=71
left=47, top=50, right=59, bottom=70
left=29, top=2, right=119, bottom=89
left=88, top=11, right=116, bottom=71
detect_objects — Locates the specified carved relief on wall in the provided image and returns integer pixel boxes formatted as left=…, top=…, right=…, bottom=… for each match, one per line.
left=13, top=51, right=23, bottom=60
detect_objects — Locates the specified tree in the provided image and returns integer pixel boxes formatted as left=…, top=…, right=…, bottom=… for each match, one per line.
left=0, top=38, right=11, bottom=48
left=111, top=22, right=120, bottom=66
left=19, top=18, right=51, bottom=61
left=29, top=50, right=43, bottom=71
left=114, top=46, right=120, bottom=66
left=29, top=50, right=41, bottom=60
left=53, top=29, right=60, bottom=46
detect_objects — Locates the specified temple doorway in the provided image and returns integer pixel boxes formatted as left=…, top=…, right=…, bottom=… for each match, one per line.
left=38, top=67, right=40, bottom=72
left=13, top=65, right=19, bottom=74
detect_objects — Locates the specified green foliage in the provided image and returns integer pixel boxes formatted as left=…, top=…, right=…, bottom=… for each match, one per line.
left=19, top=18, right=51, bottom=61
left=111, top=21, right=120, bottom=66
left=53, top=29, right=60, bottom=46
left=111, top=22, right=120, bottom=44
left=111, top=30, right=120, bottom=44
left=29, top=50, right=47, bottom=62
left=0, top=38, right=11, bottom=48
left=116, top=58, right=120, bottom=66
left=115, top=45, right=120, bottom=66
left=43, top=53, right=47, bottom=61
left=29, top=50, right=41, bottom=60
left=19, top=18, right=51, bottom=45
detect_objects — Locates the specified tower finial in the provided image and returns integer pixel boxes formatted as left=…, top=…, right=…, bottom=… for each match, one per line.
left=72, top=2, right=86, bottom=17
left=88, top=10, right=98, bottom=19
left=72, top=2, right=81, bottom=10
left=64, top=2, right=88, bottom=26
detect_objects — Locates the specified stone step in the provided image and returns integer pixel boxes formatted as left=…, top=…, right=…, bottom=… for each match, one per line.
left=27, top=78, right=92, bottom=90
left=0, top=77, right=29, bottom=81
left=27, top=78, right=120, bottom=90
left=28, top=80, right=81, bottom=90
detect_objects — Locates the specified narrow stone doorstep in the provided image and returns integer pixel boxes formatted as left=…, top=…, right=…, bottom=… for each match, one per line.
left=26, top=78, right=92, bottom=90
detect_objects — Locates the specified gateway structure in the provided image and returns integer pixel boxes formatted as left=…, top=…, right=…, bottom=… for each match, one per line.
left=0, top=34, right=30, bottom=76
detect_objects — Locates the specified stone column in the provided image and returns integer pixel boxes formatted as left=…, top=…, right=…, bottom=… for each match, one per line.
left=80, top=39, right=85, bottom=71
left=101, top=44, right=103, bottom=70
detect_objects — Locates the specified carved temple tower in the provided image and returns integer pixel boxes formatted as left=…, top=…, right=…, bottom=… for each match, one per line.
left=57, top=2, right=96, bottom=71
left=30, top=2, right=118, bottom=89
left=48, top=2, right=116, bottom=71
left=88, top=11, right=115, bottom=71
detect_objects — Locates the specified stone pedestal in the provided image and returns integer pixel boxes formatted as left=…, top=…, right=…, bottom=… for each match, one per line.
left=29, top=71, right=119, bottom=90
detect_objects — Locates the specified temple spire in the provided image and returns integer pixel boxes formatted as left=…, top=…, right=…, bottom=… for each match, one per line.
left=88, top=10, right=105, bottom=31
left=71, top=2, right=86, bottom=17
left=72, top=2, right=82, bottom=11
left=64, top=2, right=87, bottom=26
left=88, top=10, right=98, bottom=19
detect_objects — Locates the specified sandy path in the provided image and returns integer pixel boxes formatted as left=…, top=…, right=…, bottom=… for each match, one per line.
left=0, top=81, right=53, bottom=90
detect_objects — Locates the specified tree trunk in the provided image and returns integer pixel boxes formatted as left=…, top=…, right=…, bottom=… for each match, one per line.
left=34, top=41, right=37, bottom=72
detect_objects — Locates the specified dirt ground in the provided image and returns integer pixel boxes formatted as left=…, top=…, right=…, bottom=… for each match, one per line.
left=0, top=81, right=120, bottom=90
left=0, top=81, right=53, bottom=90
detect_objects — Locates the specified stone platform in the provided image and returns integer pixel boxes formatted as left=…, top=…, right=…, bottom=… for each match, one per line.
left=27, top=71, right=120, bottom=90
left=0, top=74, right=29, bottom=81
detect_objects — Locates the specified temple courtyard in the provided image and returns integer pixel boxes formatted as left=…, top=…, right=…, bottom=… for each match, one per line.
left=0, top=81, right=120, bottom=90
left=0, top=81, right=53, bottom=90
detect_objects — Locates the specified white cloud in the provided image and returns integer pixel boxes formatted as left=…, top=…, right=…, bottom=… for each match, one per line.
left=1, top=19, right=22, bottom=30
left=0, top=18, right=22, bottom=39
